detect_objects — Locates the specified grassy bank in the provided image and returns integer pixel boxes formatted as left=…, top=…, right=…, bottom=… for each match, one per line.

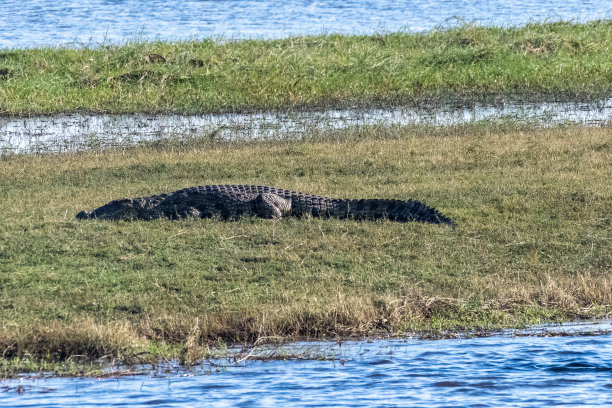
left=0, top=21, right=610, bottom=116
left=0, top=124, right=611, bottom=376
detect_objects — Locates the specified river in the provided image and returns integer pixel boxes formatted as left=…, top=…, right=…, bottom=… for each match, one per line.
left=0, top=0, right=610, bottom=48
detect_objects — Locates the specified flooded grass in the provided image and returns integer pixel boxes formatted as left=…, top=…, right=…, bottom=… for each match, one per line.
left=0, top=124, right=611, bottom=377
left=0, top=21, right=610, bottom=116
left=2, top=98, right=611, bottom=154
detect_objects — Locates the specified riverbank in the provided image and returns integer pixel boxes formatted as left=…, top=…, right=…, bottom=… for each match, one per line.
left=1, top=124, right=610, bottom=377
left=0, top=20, right=610, bottom=116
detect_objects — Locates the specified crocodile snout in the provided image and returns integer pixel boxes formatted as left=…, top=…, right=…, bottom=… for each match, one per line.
left=76, top=210, right=93, bottom=219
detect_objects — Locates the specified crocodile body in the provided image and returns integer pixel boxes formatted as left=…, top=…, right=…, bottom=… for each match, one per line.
left=76, top=184, right=454, bottom=225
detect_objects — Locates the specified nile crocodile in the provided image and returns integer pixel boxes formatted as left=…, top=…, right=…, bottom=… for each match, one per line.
left=76, top=184, right=454, bottom=225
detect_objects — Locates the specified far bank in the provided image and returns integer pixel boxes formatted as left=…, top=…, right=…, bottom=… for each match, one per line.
left=0, top=21, right=610, bottom=116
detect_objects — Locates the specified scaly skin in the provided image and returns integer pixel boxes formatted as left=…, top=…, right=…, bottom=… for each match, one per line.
left=76, top=185, right=455, bottom=226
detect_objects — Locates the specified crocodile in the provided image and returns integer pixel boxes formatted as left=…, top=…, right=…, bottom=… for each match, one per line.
left=76, top=184, right=454, bottom=225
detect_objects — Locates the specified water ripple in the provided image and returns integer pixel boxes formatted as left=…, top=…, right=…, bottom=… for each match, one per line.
left=0, top=0, right=610, bottom=48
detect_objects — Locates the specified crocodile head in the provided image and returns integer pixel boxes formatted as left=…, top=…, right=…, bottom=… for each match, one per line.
left=76, top=198, right=144, bottom=220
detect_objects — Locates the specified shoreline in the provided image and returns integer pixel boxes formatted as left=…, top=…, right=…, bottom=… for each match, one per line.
left=4, top=319, right=612, bottom=379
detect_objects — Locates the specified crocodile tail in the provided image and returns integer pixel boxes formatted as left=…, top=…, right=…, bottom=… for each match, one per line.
left=344, top=198, right=455, bottom=226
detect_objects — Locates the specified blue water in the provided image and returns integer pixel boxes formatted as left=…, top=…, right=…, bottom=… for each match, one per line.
left=0, top=0, right=610, bottom=48
left=2, top=322, right=612, bottom=407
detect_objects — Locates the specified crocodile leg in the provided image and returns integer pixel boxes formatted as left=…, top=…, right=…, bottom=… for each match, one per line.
left=254, top=193, right=292, bottom=219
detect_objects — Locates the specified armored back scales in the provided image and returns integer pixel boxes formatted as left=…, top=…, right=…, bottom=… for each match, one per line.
left=76, top=184, right=454, bottom=226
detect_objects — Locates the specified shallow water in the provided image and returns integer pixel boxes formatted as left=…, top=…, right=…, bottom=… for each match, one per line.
left=1, top=99, right=610, bottom=154
left=2, top=322, right=612, bottom=407
left=0, top=0, right=610, bottom=48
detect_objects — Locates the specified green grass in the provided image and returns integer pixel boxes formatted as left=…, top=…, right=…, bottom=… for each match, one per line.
left=0, top=20, right=610, bottom=116
left=1, top=124, right=611, bottom=376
